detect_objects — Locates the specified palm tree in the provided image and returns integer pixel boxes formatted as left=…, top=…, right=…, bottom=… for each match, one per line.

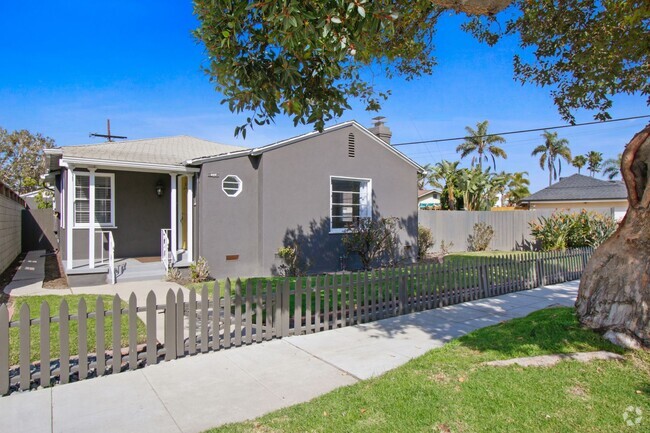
left=586, top=151, right=603, bottom=177
left=572, top=155, right=587, bottom=174
left=531, top=131, right=572, bottom=186
left=602, top=153, right=622, bottom=180
left=428, top=160, right=460, bottom=210
left=505, top=171, right=530, bottom=205
left=418, top=163, right=432, bottom=189
left=456, top=120, right=507, bottom=170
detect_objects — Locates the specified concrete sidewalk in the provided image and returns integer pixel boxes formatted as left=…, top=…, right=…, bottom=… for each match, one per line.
left=0, top=281, right=579, bottom=433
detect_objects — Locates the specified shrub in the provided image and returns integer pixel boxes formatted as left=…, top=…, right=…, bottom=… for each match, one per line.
left=277, top=244, right=308, bottom=277
left=417, top=225, right=435, bottom=260
left=189, top=256, right=210, bottom=283
left=165, top=267, right=183, bottom=283
left=467, top=222, right=495, bottom=252
left=342, top=217, right=400, bottom=270
left=439, top=240, right=454, bottom=256
left=529, top=211, right=618, bottom=251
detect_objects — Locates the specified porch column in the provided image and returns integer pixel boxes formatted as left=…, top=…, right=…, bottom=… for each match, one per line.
left=186, top=174, right=194, bottom=263
left=88, top=168, right=96, bottom=269
left=170, top=174, right=177, bottom=257
left=66, top=167, right=74, bottom=270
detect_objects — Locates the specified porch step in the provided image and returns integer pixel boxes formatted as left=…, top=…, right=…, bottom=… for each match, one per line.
left=117, top=260, right=166, bottom=283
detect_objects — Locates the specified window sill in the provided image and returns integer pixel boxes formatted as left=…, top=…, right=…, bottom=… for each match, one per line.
left=72, top=226, right=118, bottom=230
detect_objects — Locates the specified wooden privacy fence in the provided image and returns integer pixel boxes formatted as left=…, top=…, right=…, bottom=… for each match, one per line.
left=0, top=248, right=593, bottom=395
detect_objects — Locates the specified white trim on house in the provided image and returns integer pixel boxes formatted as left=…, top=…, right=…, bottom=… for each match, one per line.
left=72, top=172, right=116, bottom=229
left=524, top=199, right=628, bottom=205
left=60, top=157, right=199, bottom=174
left=329, top=175, right=372, bottom=234
left=222, top=175, right=243, bottom=197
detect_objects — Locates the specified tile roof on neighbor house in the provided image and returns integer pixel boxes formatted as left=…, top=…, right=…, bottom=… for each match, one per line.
left=521, top=174, right=627, bottom=202
left=49, top=135, right=247, bottom=166
left=418, top=189, right=441, bottom=198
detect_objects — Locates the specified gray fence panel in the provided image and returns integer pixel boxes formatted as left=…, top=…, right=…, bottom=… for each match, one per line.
left=418, top=209, right=615, bottom=252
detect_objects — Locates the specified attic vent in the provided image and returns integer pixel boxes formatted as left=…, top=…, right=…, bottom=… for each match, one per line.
left=348, top=133, right=355, bottom=158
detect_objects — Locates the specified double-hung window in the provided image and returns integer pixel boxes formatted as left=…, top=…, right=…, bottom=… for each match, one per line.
left=330, top=177, right=371, bottom=233
left=73, top=172, right=115, bottom=227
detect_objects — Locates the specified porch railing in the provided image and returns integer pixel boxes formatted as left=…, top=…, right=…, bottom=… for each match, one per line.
left=161, top=229, right=172, bottom=271
left=96, top=230, right=116, bottom=285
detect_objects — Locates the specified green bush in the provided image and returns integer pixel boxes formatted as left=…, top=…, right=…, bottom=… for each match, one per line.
left=342, top=217, right=400, bottom=270
left=189, top=256, right=210, bottom=283
left=277, top=244, right=308, bottom=277
left=417, top=225, right=435, bottom=259
left=529, top=211, right=618, bottom=251
left=467, top=222, right=494, bottom=252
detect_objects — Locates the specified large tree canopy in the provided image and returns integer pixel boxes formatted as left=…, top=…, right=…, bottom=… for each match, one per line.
left=0, top=128, right=54, bottom=194
left=193, top=0, right=649, bottom=136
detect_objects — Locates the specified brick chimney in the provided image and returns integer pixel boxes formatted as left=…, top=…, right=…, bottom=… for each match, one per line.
left=369, top=116, right=392, bottom=144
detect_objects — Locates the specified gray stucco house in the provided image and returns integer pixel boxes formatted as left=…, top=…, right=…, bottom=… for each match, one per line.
left=44, top=120, right=422, bottom=282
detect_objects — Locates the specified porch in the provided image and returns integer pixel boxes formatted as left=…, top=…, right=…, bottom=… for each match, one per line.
left=60, top=166, right=197, bottom=285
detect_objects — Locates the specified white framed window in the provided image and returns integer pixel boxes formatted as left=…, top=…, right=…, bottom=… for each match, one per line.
left=73, top=172, right=115, bottom=228
left=222, top=175, right=242, bottom=197
left=330, top=176, right=371, bottom=233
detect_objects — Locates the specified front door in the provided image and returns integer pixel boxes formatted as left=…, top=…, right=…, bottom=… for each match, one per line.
left=178, top=176, right=188, bottom=250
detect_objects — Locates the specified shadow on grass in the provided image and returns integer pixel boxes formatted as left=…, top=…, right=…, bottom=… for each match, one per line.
left=455, top=307, right=625, bottom=359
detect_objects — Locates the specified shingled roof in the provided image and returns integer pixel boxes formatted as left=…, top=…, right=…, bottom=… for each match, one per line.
left=521, top=174, right=627, bottom=202
left=51, top=135, right=246, bottom=166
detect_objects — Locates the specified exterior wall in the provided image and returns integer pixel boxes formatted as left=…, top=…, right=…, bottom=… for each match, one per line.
left=60, top=169, right=172, bottom=261
left=259, top=124, right=418, bottom=275
left=196, top=156, right=261, bottom=277
left=197, top=124, right=419, bottom=278
left=528, top=200, right=628, bottom=220
left=0, top=182, right=25, bottom=273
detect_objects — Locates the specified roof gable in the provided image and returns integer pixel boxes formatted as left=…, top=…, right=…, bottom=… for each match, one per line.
left=521, top=174, right=627, bottom=202
left=189, top=121, right=424, bottom=172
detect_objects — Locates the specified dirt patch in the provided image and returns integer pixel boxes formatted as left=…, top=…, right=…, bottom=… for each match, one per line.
left=43, top=252, right=69, bottom=289
left=484, top=351, right=624, bottom=367
left=567, top=384, right=589, bottom=399
left=0, top=252, right=27, bottom=308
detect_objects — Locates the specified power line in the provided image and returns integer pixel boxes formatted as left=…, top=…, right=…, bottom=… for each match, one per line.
left=392, top=115, right=650, bottom=147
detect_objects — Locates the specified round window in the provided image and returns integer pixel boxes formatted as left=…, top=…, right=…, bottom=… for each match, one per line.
left=222, top=175, right=242, bottom=197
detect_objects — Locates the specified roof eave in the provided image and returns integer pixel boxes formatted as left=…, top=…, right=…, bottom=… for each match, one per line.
left=60, top=157, right=200, bottom=173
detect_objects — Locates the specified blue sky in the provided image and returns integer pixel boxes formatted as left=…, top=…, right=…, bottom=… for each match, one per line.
left=1, top=2, right=647, bottom=192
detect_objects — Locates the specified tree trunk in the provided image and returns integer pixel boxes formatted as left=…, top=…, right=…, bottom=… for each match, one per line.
left=576, top=124, right=650, bottom=347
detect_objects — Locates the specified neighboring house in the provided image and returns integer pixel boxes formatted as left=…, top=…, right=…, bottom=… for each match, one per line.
left=20, top=188, right=53, bottom=209
left=519, top=174, right=628, bottom=219
left=44, top=119, right=422, bottom=284
left=418, top=189, right=441, bottom=209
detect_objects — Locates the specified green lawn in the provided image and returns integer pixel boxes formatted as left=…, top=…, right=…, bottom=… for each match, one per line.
left=186, top=251, right=577, bottom=324
left=9, top=295, right=147, bottom=365
left=206, top=307, right=649, bottom=433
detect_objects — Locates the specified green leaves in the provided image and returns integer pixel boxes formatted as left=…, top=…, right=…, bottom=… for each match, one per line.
left=0, top=127, right=55, bottom=194
left=193, top=0, right=441, bottom=136
left=195, top=0, right=648, bottom=136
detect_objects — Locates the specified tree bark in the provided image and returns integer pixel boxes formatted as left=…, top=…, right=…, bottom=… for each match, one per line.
left=576, top=124, right=650, bottom=347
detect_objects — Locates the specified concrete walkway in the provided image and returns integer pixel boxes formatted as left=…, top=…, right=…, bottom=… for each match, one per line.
left=0, top=281, right=579, bottom=433
left=3, top=250, right=48, bottom=296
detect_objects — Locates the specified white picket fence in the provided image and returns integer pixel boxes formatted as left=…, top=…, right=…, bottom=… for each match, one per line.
left=0, top=248, right=593, bottom=396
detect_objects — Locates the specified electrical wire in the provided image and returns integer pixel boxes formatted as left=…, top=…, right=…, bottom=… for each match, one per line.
left=392, top=114, right=650, bottom=147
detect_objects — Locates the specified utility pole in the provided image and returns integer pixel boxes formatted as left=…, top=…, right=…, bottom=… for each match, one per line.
left=89, top=119, right=127, bottom=142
